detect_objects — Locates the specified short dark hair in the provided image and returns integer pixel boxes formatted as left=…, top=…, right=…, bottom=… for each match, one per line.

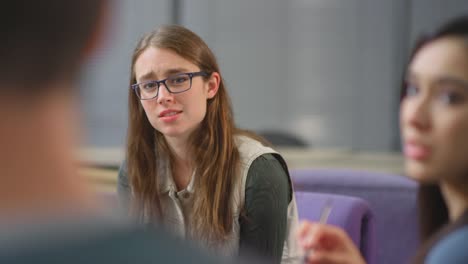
left=0, top=0, right=106, bottom=94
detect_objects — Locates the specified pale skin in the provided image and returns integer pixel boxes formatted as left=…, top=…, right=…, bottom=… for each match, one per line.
left=133, top=47, right=220, bottom=190
left=297, top=37, right=468, bottom=263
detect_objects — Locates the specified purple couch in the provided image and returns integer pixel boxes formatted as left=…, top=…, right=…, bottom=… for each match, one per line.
left=291, top=169, right=419, bottom=264
left=295, top=191, right=375, bottom=264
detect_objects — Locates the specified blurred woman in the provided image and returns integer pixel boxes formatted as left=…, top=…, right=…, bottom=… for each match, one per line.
left=297, top=15, right=468, bottom=264
left=117, top=25, right=299, bottom=263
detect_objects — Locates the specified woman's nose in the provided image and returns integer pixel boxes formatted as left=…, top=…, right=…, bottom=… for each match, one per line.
left=157, top=83, right=174, bottom=104
left=403, top=95, right=431, bottom=132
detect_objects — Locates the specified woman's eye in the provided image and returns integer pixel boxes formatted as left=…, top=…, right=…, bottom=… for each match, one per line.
left=439, top=90, right=465, bottom=105
left=169, top=76, right=189, bottom=85
left=405, top=84, right=419, bottom=97
left=143, top=82, right=158, bottom=90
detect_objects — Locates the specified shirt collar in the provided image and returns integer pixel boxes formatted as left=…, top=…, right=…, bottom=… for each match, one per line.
left=158, top=158, right=196, bottom=194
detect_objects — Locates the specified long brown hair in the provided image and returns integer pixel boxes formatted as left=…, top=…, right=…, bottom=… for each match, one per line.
left=400, top=35, right=450, bottom=246
left=127, top=25, right=247, bottom=242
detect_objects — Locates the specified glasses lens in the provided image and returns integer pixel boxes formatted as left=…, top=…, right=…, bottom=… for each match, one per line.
left=166, top=74, right=191, bottom=93
left=138, top=81, right=158, bottom=99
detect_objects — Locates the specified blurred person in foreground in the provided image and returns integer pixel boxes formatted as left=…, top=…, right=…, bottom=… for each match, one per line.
left=0, top=1, right=231, bottom=263
left=297, top=15, right=468, bottom=264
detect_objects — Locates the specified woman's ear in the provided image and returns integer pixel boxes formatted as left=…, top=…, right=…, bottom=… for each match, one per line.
left=206, top=72, right=221, bottom=99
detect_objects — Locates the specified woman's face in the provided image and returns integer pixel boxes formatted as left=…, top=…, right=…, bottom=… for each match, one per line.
left=400, top=37, right=468, bottom=183
left=134, top=47, right=219, bottom=141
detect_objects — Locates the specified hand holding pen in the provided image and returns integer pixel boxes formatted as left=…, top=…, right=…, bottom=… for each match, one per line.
left=296, top=199, right=366, bottom=264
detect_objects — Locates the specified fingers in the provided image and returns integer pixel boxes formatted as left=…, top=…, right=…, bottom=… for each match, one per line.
left=297, top=221, right=313, bottom=243
left=297, top=221, right=367, bottom=264
left=305, top=250, right=349, bottom=264
left=297, top=221, right=319, bottom=249
left=297, top=221, right=350, bottom=251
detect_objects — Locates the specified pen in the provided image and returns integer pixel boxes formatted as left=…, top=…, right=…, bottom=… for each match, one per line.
left=297, top=198, right=333, bottom=263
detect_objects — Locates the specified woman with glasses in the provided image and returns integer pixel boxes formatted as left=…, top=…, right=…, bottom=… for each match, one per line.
left=117, top=25, right=300, bottom=263
left=297, top=15, right=468, bottom=264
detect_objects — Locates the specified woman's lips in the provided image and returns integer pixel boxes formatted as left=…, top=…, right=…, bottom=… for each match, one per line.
left=404, top=141, right=431, bottom=160
left=159, top=110, right=182, bottom=122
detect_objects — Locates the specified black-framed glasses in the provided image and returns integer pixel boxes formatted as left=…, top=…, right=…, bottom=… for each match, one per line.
left=131, top=71, right=209, bottom=100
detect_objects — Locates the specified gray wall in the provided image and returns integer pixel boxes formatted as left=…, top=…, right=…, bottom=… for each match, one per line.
left=81, top=0, right=171, bottom=147
left=410, top=0, right=468, bottom=46
left=183, top=0, right=406, bottom=150
left=81, top=0, right=468, bottom=150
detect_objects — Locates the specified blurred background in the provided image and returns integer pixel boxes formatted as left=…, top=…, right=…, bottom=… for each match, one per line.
left=80, top=0, right=468, bottom=156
